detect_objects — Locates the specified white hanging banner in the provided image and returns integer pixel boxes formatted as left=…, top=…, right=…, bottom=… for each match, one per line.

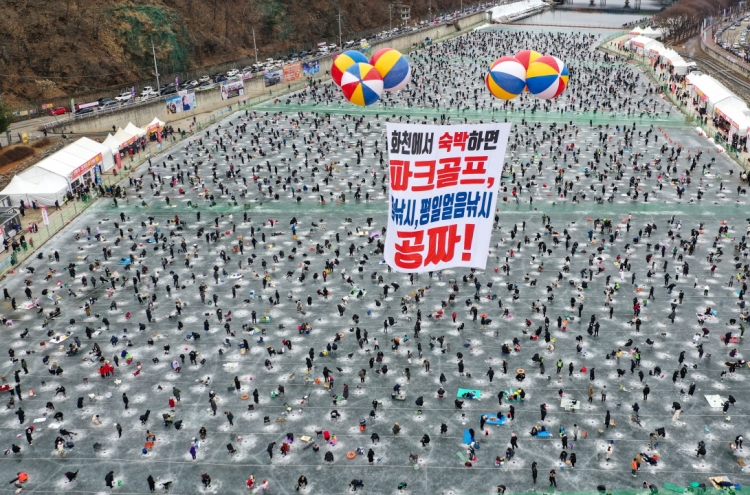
left=384, top=123, right=511, bottom=273
left=40, top=206, right=49, bottom=226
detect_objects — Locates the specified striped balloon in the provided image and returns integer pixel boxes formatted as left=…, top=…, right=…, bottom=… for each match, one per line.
left=332, top=50, right=370, bottom=87
left=341, top=63, right=384, bottom=106
left=526, top=55, right=569, bottom=100
left=485, top=56, right=527, bottom=100
left=370, top=48, right=411, bottom=92
left=514, top=49, right=543, bottom=70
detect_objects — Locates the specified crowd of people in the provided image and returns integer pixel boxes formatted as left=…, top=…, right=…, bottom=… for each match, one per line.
left=0, top=26, right=747, bottom=494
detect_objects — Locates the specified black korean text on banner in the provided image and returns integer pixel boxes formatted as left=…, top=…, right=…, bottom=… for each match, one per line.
left=384, top=123, right=511, bottom=273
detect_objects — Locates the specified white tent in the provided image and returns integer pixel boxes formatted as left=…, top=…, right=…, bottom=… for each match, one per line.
left=0, top=136, right=113, bottom=204
left=124, top=122, right=146, bottom=137
left=670, top=59, right=695, bottom=76
left=686, top=72, right=709, bottom=90
left=640, top=27, right=663, bottom=39
left=655, top=47, right=677, bottom=61
left=147, top=117, right=165, bottom=129
left=114, top=128, right=137, bottom=148
left=688, top=75, right=734, bottom=112
left=0, top=167, right=69, bottom=206
left=102, top=134, right=121, bottom=154
left=33, top=138, right=108, bottom=187
left=714, top=97, right=750, bottom=136
left=145, top=117, right=164, bottom=140
left=70, top=137, right=115, bottom=173
left=35, top=150, right=84, bottom=182
left=102, top=133, right=124, bottom=170
left=629, top=36, right=663, bottom=56
left=655, top=48, right=694, bottom=75
left=1, top=176, right=42, bottom=207
left=629, top=27, right=643, bottom=35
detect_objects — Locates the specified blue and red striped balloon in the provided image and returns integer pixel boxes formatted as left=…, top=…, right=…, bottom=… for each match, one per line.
left=486, top=56, right=527, bottom=100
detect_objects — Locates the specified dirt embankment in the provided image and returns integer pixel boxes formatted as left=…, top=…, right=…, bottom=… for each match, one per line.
left=0, top=0, right=465, bottom=108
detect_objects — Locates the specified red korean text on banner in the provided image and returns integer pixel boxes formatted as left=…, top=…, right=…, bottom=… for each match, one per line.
left=384, top=123, right=512, bottom=273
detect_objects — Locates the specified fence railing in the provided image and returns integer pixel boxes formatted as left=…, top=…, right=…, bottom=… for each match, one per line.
left=0, top=195, right=99, bottom=277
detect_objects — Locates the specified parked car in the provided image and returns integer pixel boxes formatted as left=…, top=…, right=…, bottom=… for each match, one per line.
left=196, top=82, right=216, bottom=91
left=99, top=100, right=119, bottom=110
left=198, top=75, right=210, bottom=83
left=97, top=97, right=114, bottom=105
left=140, top=91, right=158, bottom=102
left=115, top=92, right=134, bottom=102
left=75, top=107, right=94, bottom=116
left=183, top=80, right=199, bottom=89
left=160, top=86, right=177, bottom=96
left=49, top=106, right=67, bottom=116
left=227, top=69, right=239, bottom=77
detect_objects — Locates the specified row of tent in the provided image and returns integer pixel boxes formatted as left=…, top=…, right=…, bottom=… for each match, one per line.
left=0, top=118, right=164, bottom=206
left=627, top=33, right=750, bottom=140
left=684, top=73, right=750, bottom=139
left=628, top=35, right=697, bottom=75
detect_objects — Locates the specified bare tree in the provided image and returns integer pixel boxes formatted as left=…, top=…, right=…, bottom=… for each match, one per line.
left=656, top=0, right=743, bottom=40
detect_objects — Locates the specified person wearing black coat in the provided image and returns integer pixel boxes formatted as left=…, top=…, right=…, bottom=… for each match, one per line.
left=421, top=434, right=430, bottom=447
left=296, top=476, right=308, bottom=491
left=105, top=471, right=115, bottom=488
